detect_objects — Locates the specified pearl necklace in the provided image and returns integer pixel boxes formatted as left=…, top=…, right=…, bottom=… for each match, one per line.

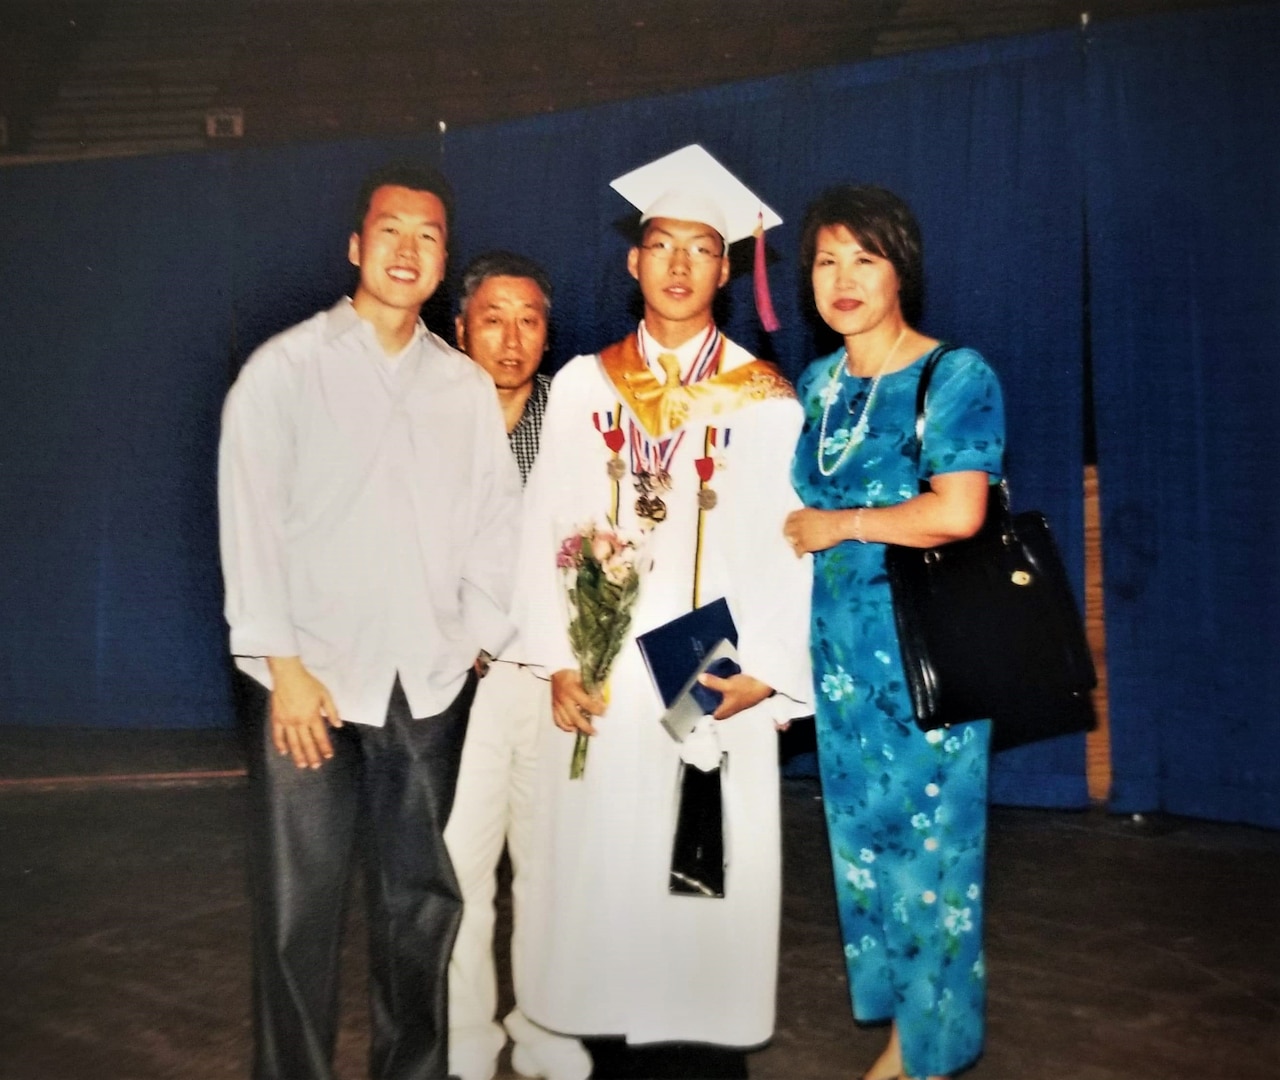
left=816, top=328, right=907, bottom=477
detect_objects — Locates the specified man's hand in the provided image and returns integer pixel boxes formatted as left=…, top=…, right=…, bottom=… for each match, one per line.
left=698, top=671, right=774, bottom=721
left=551, top=668, right=606, bottom=736
left=267, top=656, right=342, bottom=769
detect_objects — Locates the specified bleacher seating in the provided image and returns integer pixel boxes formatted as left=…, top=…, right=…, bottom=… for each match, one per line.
left=0, top=0, right=1253, bottom=163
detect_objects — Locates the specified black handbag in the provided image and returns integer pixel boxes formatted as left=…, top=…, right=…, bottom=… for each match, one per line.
left=669, top=753, right=727, bottom=898
left=884, top=348, right=1098, bottom=751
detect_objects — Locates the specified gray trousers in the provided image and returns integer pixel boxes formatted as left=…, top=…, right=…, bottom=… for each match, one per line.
left=239, top=670, right=476, bottom=1080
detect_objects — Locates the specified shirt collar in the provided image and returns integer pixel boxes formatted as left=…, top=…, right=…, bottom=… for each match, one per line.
left=510, top=372, right=548, bottom=427
left=323, top=297, right=428, bottom=352
left=528, top=371, right=551, bottom=410
left=637, top=321, right=716, bottom=384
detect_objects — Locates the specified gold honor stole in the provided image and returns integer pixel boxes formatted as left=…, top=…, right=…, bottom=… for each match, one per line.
left=597, top=332, right=795, bottom=441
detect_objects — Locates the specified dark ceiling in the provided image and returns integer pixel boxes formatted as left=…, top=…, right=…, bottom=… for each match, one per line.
left=0, top=0, right=1264, bottom=161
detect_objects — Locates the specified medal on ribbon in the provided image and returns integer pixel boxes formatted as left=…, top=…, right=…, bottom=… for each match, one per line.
left=695, top=426, right=728, bottom=511
left=594, top=411, right=626, bottom=480
left=630, top=420, right=681, bottom=526
left=634, top=468, right=671, bottom=523
left=695, top=453, right=717, bottom=510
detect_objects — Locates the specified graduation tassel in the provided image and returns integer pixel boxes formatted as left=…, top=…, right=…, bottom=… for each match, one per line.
left=753, top=212, right=781, bottom=333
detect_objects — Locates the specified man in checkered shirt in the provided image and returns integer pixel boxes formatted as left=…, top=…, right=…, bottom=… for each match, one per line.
left=445, top=252, right=592, bottom=1080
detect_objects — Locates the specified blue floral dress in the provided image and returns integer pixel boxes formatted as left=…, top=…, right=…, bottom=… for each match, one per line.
left=790, top=345, right=1004, bottom=1078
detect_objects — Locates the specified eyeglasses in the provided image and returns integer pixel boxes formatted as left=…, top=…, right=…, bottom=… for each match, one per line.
left=639, top=239, right=725, bottom=264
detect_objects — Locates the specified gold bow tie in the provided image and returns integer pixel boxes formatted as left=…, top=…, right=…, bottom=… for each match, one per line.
left=599, top=332, right=795, bottom=441
left=625, top=352, right=703, bottom=435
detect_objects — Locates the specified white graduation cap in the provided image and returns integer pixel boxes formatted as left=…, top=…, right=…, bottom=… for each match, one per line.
left=609, top=144, right=782, bottom=246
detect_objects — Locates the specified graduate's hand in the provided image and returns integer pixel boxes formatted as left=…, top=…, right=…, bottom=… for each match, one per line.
left=267, top=656, right=342, bottom=769
left=551, top=668, right=605, bottom=736
left=784, top=507, right=848, bottom=555
left=700, top=672, right=773, bottom=721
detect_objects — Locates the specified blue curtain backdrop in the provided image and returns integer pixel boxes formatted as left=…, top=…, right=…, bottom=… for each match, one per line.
left=441, top=31, right=1091, bottom=808
left=0, top=154, right=235, bottom=728
left=0, top=136, right=446, bottom=729
left=1085, top=5, right=1280, bottom=828
left=0, top=9, right=1273, bottom=822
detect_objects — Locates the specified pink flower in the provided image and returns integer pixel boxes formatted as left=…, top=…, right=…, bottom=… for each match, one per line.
left=590, top=533, right=616, bottom=563
left=556, top=535, right=583, bottom=569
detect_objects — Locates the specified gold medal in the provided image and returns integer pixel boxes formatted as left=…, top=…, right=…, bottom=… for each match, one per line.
left=633, top=471, right=671, bottom=524
left=697, top=487, right=718, bottom=511
left=607, top=457, right=626, bottom=480
left=635, top=494, right=668, bottom=523
left=642, top=469, right=671, bottom=494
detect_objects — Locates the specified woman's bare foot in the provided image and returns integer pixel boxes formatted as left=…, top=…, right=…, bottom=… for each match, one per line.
left=860, top=1023, right=903, bottom=1080
left=865, top=1024, right=951, bottom=1080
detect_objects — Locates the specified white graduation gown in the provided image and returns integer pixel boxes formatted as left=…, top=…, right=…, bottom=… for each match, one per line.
left=510, top=336, right=813, bottom=1047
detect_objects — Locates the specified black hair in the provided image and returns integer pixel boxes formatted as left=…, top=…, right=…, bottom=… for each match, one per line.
left=799, top=185, right=924, bottom=326
left=457, top=250, right=553, bottom=315
left=352, top=160, right=455, bottom=234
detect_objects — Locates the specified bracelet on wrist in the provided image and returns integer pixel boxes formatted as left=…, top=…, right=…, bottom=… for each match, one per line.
left=852, top=507, right=866, bottom=544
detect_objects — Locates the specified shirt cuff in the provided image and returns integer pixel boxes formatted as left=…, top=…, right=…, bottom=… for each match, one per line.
left=229, top=622, right=299, bottom=660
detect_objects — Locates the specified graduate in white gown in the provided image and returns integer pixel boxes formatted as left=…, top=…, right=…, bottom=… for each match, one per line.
left=511, top=147, right=813, bottom=1058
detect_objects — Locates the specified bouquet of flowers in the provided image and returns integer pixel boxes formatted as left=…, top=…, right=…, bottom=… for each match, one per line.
left=558, top=521, right=647, bottom=778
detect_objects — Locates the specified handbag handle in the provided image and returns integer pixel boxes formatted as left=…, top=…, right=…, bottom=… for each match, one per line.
left=910, top=344, right=955, bottom=492
left=911, top=345, right=952, bottom=463
left=911, top=344, right=1012, bottom=535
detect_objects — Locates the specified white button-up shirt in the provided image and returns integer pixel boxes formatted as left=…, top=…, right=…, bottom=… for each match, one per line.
left=218, top=299, right=522, bottom=726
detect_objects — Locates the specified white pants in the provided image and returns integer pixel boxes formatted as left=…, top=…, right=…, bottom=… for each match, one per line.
left=445, top=661, right=548, bottom=1056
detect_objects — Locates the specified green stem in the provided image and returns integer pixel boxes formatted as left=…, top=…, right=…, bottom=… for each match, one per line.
left=569, top=731, right=589, bottom=779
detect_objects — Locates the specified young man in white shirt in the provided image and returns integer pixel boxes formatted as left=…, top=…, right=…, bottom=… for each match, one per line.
left=219, top=162, right=522, bottom=1080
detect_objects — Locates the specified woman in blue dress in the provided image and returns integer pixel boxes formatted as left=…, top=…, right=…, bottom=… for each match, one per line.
left=785, top=186, right=1004, bottom=1080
